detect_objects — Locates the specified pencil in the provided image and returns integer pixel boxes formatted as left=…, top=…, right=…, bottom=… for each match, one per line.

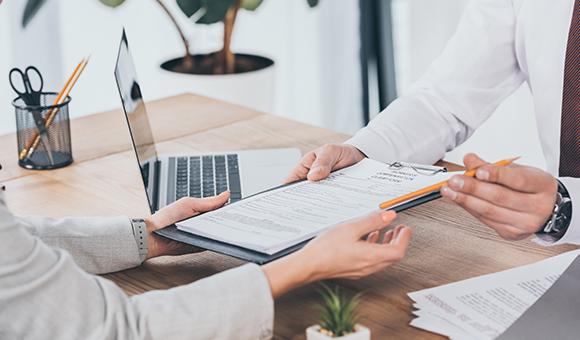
left=20, top=57, right=89, bottom=161
left=378, top=157, right=520, bottom=210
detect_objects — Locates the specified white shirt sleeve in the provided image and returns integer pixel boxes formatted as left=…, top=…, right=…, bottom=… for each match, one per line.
left=346, top=0, right=524, bottom=165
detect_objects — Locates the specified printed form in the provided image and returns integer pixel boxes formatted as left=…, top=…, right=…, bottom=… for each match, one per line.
left=409, top=250, right=580, bottom=339
left=177, top=158, right=454, bottom=254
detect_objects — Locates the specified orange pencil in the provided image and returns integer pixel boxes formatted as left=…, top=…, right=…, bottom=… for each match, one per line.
left=378, top=157, right=520, bottom=210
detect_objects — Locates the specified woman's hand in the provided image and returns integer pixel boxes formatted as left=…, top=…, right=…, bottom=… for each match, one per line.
left=284, top=144, right=366, bottom=183
left=144, top=191, right=230, bottom=259
left=263, top=210, right=411, bottom=298
left=441, top=153, right=558, bottom=240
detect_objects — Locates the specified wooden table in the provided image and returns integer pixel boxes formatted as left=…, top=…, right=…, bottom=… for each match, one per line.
left=1, top=94, right=576, bottom=339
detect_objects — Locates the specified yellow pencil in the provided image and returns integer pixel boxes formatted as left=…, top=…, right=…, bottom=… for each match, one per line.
left=378, top=157, right=520, bottom=210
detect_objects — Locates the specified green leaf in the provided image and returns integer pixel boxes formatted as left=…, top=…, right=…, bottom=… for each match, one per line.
left=177, top=0, right=234, bottom=24
left=22, top=0, right=47, bottom=28
left=307, top=0, right=319, bottom=7
left=176, top=0, right=203, bottom=17
left=196, top=0, right=234, bottom=24
left=99, top=0, right=126, bottom=7
left=316, top=284, right=361, bottom=336
left=241, top=0, right=263, bottom=11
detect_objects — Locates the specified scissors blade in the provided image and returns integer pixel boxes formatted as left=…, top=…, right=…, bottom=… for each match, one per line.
left=30, top=109, right=54, bottom=166
left=38, top=133, right=55, bottom=166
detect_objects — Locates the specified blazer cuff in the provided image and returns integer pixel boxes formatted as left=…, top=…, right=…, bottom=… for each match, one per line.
left=533, top=177, right=579, bottom=246
left=345, top=128, right=399, bottom=164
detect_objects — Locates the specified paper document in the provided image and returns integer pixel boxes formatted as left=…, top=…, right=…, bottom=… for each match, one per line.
left=177, top=158, right=454, bottom=254
left=408, top=250, right=580, bottom=340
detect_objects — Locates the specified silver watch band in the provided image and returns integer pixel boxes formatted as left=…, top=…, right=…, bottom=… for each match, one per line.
left=130, top=218, right=148, bottom=261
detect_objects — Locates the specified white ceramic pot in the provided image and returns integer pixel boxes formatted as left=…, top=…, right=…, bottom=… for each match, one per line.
left=158, top=54, right=276, bottom=114
left=306, top=325, right=371, bottom=340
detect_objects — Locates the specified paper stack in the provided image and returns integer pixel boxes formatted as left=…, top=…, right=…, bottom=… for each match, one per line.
left=408, top=250, right=580, bottom=339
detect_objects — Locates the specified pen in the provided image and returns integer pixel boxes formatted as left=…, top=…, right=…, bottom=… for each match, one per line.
left=379, top=157, right=521, bottom=210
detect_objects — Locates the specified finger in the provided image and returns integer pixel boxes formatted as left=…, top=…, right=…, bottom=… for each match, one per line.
left=392, top=226, right=412, bottom=246
left=382, top=230, right=394, bottom=244
left=349, top=210, right=397, bottom=237
left=283, top=152, right=316, bottom=184
left=475, top=164, right=557, bottom=194
left=447, top=175, right=531, bottom=212
left=463, top=153, right=488, bottom=170
left=308, top=145, right=342, bottom=181
left=366, top=231, right=380, bottom=243
left=441, top=186, right=539, bottom=229
left=373, top=226, right=412, bottom=261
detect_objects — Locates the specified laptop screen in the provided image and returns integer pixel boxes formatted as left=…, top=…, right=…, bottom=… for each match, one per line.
left=114, top=30, right=158, bottom=212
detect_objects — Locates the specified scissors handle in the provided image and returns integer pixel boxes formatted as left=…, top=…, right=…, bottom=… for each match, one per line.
left=9, top=66, right=44, bottom=105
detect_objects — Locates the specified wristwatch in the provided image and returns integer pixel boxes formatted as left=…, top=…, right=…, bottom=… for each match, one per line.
left=130, top=218, right=149, bottom=261
left=536, top=180, right=573, bottom=241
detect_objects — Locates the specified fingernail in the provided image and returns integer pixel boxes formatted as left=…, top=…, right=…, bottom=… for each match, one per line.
left=476, top=169, right=490, bottom=181
left=449, top=176, right=464, bottom=190
left=382, top=211, right=395, bottom=222
left=441, top=186, right=458, bottom=200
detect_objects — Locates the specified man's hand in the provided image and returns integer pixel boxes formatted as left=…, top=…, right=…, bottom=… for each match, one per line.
left=263, top=211, right=411, bottom=298
left=283, top=144, right=365, bottom=184
left=440, top=153, right=558, bottom=240
left=145, top=191, right=230, bottom=259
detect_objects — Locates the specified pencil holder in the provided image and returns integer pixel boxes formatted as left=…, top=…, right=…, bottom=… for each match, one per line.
left=13, top=92, right=73, bottom=170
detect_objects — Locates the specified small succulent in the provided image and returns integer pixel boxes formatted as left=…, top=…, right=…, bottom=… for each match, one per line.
left=317, top=284, right=362, bottom=338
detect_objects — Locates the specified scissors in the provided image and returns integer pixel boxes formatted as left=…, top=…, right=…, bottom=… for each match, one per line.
left=9, top=66, right=54, bottom=165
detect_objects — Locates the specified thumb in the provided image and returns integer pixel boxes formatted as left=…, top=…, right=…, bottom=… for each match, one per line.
left=348, top=210, right=397, bottom=238
left=463, top=153, right=488, bottom=171
left=150, top=192, right=230, bottom=229
left=186, top=191, right=231, bottom=213
left=307, top=147, right=341, bottom=181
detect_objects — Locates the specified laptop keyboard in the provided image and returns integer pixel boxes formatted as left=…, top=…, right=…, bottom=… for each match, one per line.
left=173, top=154, right=242, bottom=203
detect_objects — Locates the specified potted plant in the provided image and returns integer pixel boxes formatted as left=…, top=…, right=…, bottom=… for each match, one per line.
left=307, top=285, right=371, bottom=340
left=22, top=0, right=319, bottom=112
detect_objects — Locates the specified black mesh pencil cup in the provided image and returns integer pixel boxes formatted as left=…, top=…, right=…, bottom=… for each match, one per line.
left=13, top=92, right=73, bottom=170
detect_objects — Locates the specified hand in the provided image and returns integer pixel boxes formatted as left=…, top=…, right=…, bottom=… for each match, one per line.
left=144, top=191, right=230, bottom=259
left=284, top=144, right=366, bottom=183
left=263, top=211, right=411, bottom=298
left=440, top=153, right=558, bottom=240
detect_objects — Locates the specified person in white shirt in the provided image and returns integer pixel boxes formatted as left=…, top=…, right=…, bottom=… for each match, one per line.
left=286, top=0, right=579, bottom=245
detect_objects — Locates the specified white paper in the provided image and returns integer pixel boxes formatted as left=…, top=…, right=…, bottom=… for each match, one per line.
left=408, top=250, right=580, bottom=340
left=177, top=158, right=455, bottom=254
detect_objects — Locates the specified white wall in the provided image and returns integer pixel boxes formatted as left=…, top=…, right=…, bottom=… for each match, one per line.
left=0, top=0, right=362, bottom=136
left=392, top=0, right=546, bottom=169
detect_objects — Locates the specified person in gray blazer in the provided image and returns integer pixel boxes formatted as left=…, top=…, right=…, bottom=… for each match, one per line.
left=0, top=188, right=411, bottom=340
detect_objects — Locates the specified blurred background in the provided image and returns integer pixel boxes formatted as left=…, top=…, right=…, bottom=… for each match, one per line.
left=0, top=0, right=544, bottom=168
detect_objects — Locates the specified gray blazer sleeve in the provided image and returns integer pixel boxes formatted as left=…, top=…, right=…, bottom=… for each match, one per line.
left=0, top=192, right=274, bottom=340
left=17, top=215, right=142, bottom=274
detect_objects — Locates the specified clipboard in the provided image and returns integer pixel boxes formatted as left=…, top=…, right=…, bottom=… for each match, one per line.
left=155, top=162, right=446, bottom=264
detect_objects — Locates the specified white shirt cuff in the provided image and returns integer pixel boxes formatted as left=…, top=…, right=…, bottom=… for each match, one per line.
left=345, top=128, right=398, bottom=164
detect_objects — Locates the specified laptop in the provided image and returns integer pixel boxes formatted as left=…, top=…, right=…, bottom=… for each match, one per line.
left=114, top=30, right=301, bottom=213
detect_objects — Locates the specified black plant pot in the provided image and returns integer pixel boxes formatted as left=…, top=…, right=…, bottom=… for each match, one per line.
left=160, top=52, right=274, bottom=75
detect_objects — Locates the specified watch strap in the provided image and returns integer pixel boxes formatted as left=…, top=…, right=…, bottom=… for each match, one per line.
left=130, top=218, right=148, bottom=261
